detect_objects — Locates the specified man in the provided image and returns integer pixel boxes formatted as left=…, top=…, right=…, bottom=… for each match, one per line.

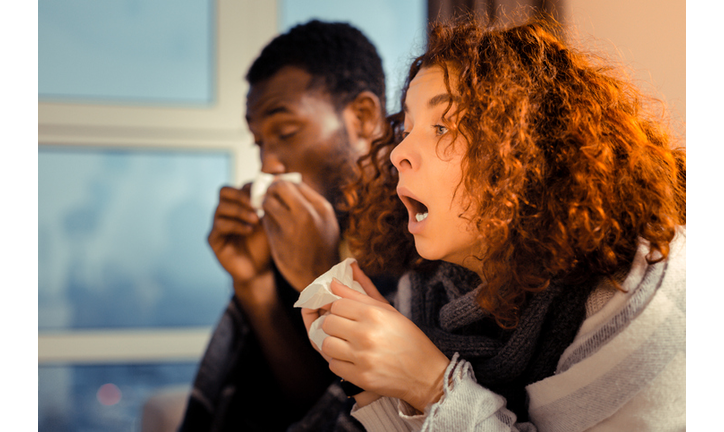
left=178, top=20, right=391, bottom=432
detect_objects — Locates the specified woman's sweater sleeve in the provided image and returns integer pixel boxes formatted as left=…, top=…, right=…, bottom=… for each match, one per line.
left=351, top=353, right=537, bottom=432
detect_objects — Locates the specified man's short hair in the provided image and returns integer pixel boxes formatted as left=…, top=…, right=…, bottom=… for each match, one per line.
left=246, top=20, right=386, bottom=111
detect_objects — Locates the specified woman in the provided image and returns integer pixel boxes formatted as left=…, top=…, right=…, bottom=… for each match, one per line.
left=302, top=16, right=685, bottom=431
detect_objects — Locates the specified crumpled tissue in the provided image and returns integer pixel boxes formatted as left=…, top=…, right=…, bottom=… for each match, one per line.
left=250, top=172, right=302, bottom=217
left=294, top=258, right=367, bottom=350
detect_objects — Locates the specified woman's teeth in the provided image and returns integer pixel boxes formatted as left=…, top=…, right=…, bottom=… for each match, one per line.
left=415, top=212, right=428, bottom=222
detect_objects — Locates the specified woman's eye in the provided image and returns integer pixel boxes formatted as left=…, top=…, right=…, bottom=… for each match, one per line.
left=401, top=131, right=410, bottom=140
left=434, top=125, right=448, bottom=136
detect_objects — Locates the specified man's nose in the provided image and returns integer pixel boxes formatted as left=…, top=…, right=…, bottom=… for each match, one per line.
left=260, top=152, right=286, bottom=174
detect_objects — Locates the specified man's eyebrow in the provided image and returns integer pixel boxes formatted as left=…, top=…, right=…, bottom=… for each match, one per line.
left=264, top=105, right=291, bottom=116
left=245, top=104, right=291, bottom=123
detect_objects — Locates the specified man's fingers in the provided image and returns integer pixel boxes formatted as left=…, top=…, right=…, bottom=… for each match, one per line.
left=265, top=180, right=333, bottom=220
left=259, top=191, right=290, bottom=229
left=259, top=181, right=300, bottom=234
left=264, top=181, right=305, bottom=212
left=294, top=181, right=335, bottom=213
left=217, top=186, right=260, bottom=224
left=218, top=184, right=252, bottom=201
left=216, top=203, right=259, bottom=224
left=210, top=217, right=254, bottom=237
left=261, top=180, right=330, bottom=244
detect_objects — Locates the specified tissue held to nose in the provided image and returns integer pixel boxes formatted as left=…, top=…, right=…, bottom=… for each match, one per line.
left=294, top=258, right=367, bottom=350
left=249, top=172, right=303, bottom=217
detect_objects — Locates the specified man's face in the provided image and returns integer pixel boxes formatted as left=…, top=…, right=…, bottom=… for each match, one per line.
left=245, top=66, right=363, bottom=209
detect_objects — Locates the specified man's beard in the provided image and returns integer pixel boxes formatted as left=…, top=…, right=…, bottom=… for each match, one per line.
left=318, top=124, right=359, bottom=233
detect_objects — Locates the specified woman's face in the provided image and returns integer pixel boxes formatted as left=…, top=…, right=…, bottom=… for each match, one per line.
left=390, top=65, right=480, bottom=268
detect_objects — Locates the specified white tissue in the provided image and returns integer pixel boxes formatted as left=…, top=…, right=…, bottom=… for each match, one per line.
left=308, top=314, right=328, bottom=352
left=250, top=172, right=303, bottom=217
left=294, top=258, right=368, bottom=350
left=294, top=258, right=365, bottom=308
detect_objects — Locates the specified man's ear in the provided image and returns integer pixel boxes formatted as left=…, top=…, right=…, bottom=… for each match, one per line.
left=345, top=90, right=383, bottom=140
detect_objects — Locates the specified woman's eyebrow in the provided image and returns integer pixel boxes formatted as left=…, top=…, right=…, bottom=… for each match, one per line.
left=428, top=93, right=455, bottom=108
left=403, top=93, right=457, bottom=114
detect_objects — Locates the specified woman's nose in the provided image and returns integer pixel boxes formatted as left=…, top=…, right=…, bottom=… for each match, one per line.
left=390, top=137, right=412, bottom=171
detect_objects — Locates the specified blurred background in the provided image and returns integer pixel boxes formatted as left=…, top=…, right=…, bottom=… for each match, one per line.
left=37, top=0, right=684, bottom=430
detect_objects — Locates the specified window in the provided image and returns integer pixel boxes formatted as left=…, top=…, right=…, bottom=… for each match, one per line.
left=38, top=1, right=276, bottom=430
left=38, top=147, right=231, bottom=331
left=38, top=1, right=427, bottom=430
left=39, top=0, right=214, bottom=105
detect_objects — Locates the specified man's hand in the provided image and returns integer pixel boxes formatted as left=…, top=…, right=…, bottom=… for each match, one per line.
left=261, top=180, right=341, bottom=292
left=209, top=182, right=333, bottom=408
left=207, top=184, right=272, bottom=293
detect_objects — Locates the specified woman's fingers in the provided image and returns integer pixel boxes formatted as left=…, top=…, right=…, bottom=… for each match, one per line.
left=300, top=307, right=319, bottom=333
left=330, top=279, right=395, bottom=313
left=320, top=331, right=354, bottom=363
left=331, top=279, right=372, bottom=304
left=327, top=357, right=358, bottom=384
left=301, top=304, right=331, bottom=333
left=350, top=262, right=389, bottom=304
left=320, top=310, right=355, bottom=338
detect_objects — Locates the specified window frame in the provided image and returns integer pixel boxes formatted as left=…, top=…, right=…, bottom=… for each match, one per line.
left=37, top=0, right=277, bottom=365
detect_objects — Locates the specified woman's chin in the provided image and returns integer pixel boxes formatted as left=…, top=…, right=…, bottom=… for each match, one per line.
left=414, top=242, right=473, bottom=269
left=414, top=242, right=448, bottom=263
left=413, top=242, right=437, bottom=262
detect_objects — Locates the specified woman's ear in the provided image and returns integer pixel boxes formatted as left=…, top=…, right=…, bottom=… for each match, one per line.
left=346, top=90, right=383, bottom=140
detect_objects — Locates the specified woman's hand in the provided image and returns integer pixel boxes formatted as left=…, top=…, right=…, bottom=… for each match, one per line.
left=319, top=268, right=450, bottom=412
left=301, top=304, right=332, bottom=361
left=300, top=262, right=388, bottom=406
left=300, top=262, right=389, bottom=359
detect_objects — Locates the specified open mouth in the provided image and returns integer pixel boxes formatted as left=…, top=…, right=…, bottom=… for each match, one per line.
left=400, top=194, right=429, bottom=222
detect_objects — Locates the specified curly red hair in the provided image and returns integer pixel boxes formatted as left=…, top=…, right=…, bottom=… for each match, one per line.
left=344, top=17, right=685, bottom=327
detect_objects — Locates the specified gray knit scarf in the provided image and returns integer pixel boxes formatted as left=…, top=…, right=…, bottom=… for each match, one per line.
left=408, top=262, right=597, bottom=422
